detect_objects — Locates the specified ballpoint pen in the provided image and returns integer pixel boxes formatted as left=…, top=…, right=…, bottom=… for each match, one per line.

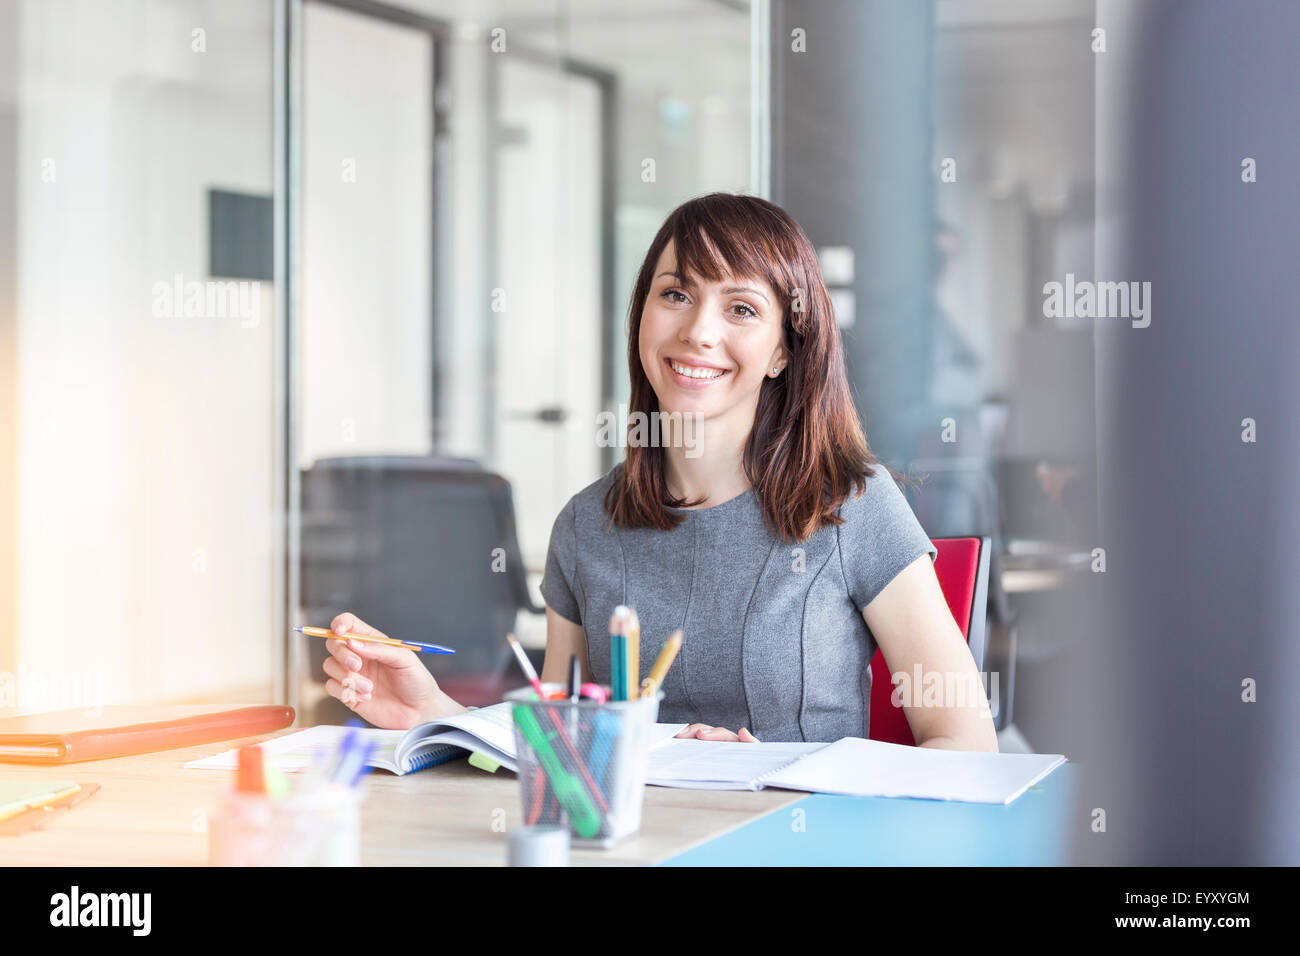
left=568, top=654, right=582, bottom=703
left=329, top=722, right=361, bottom=785
left=294, top=625, right=455, bottom=655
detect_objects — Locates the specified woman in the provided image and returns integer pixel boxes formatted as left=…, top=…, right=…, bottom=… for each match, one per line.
left=323, top=193, right=997, bottom=751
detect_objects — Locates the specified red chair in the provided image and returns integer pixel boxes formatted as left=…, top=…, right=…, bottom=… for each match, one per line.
left=868, top=537, right=991, bottom=746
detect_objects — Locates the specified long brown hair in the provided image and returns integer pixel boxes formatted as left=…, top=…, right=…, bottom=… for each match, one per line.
left=605, top=192, right=890, bottom=543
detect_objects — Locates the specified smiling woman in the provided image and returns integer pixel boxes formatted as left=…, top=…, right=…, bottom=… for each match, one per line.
left=614, top=193, right=871, bottom=542
left=322, top=193, right=997, bottom=752
left=545, top=192, right=996, bottom=748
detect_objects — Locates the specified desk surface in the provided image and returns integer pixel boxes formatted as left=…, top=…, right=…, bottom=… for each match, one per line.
left=661, top=763, right=1080, bottom=866
left=0, top=708, right=1074, bottom=866
left=0, top=718, right=802, bottom=867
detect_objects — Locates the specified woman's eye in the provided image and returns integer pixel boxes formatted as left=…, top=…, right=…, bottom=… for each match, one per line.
left=662, top=289, right=688, bottom=304
left=731, top=303, right=758, bottom=319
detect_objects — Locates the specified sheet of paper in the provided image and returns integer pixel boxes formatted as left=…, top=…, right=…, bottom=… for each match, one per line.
left=762, top=736, right=1067, bottom=804
left=414, top=702, right=518, bottom=758
left=645, top=739, right=825, bottom=790
left=184, top=724, right=393, bottom=772
left=648, top=723, right=690, bottom=749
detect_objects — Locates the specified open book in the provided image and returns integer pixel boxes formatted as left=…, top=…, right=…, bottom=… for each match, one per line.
left=185, top=703, right=521, bottom=775
left=186, top=702, right=687, bottom=776
left=646, top=737, right=1066, bottom=805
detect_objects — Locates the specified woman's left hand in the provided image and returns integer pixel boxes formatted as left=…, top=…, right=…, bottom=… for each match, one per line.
left=674, top=723, right=760, bottom=742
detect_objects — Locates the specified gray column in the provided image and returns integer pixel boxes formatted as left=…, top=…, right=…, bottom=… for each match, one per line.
left=769, top=0, right=935, bottom=466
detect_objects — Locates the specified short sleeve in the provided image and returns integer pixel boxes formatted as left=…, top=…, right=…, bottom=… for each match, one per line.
left=838, top=467, right=937, bottom=610
left=539, top=496, right=583, bottom=625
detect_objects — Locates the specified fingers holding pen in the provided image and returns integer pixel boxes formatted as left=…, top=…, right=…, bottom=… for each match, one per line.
left=325, top=638, right=363, bottom=672
left=330, top=612, right=388, bottom=641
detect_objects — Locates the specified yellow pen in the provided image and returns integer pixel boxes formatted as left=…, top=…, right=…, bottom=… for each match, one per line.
left=639, top=630, right=683, bottom=699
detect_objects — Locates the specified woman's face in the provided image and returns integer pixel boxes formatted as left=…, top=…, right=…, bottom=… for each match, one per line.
left=638, top=239, right=787, bottom=424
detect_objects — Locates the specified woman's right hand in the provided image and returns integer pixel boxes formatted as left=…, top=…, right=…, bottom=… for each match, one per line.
left=321, top=612, right=456, bottom=729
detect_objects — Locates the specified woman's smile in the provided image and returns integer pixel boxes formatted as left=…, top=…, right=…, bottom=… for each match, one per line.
left=664, top=356, right=733, bottom=389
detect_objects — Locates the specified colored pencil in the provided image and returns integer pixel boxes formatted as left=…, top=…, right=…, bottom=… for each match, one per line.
left=609, top=606, right=630, bottom=701
left=640, top=629, right=683, bottom=699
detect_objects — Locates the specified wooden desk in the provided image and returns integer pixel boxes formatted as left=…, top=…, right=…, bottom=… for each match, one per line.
left=0, top=720, right=802, bottom=867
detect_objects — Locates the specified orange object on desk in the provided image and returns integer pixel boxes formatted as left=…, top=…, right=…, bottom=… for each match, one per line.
left=0, top=705, right=295, bottom=764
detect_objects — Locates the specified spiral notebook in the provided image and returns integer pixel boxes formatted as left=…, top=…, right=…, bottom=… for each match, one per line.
left=186, top=702, right=520, bottom=775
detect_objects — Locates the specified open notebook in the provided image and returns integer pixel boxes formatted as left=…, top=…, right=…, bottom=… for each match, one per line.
left=646, top=737, right=1067, bottom=805
left=186, top=702, right=687, bottom=776
left=188, top=708, right=1065, bottom=803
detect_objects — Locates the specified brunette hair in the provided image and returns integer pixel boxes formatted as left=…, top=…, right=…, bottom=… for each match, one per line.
left=605, top=192, right=893, bottom=543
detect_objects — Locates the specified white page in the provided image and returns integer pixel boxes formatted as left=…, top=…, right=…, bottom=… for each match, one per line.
left=405, top=701, right=518, bottom=762
left=762, top=736, right=1067, bottom=805
left=645, top=739, right=826, bottom=790
left=184, top=725, right=392, bottom=772
left=649, top=723, right=690, bottom=749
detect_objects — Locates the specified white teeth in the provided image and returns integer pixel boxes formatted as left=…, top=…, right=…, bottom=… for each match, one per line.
left=670, top=361, right=725, bottom=380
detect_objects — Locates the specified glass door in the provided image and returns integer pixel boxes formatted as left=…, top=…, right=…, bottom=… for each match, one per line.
left=293, top=0, right=446, bottom=721
left=490, top=53, right=608, bottom=569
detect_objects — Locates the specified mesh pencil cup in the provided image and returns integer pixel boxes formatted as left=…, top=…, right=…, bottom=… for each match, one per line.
left=506, top=684, right=662, bottom=848
left=208, top=782, right=363, bottom=867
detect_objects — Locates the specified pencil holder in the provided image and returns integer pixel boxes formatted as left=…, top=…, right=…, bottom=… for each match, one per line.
left=506, top=684, right=662, bottom=848
left=208, top=783, right=364, bottom=867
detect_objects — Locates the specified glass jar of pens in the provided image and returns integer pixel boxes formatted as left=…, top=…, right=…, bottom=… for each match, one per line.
left=506, top=685, right=661, bottom=848
left=209, top=726, right=373, bottom=867
left=505, top=609, right=682, bottom=848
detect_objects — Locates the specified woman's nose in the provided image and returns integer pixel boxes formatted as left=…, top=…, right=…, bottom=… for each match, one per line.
left=678, top=303, right=721, bottom=348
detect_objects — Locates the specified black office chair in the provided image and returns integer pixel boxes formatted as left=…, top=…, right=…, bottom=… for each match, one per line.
left=300, top=455, right=545, bottom=722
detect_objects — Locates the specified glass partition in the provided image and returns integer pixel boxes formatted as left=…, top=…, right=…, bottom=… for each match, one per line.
left=0, top=0, right=281, bottom=714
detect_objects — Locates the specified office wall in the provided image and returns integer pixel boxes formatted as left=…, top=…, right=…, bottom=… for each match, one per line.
left=3, top=0, right=278, bottom=712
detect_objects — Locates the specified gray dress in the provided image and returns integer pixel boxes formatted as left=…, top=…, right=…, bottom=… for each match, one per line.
left=540, top=464, right=936, bottom=742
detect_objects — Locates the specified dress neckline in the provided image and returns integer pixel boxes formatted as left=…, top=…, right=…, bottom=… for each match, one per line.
left=666, top=485, right=756, bottom=516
